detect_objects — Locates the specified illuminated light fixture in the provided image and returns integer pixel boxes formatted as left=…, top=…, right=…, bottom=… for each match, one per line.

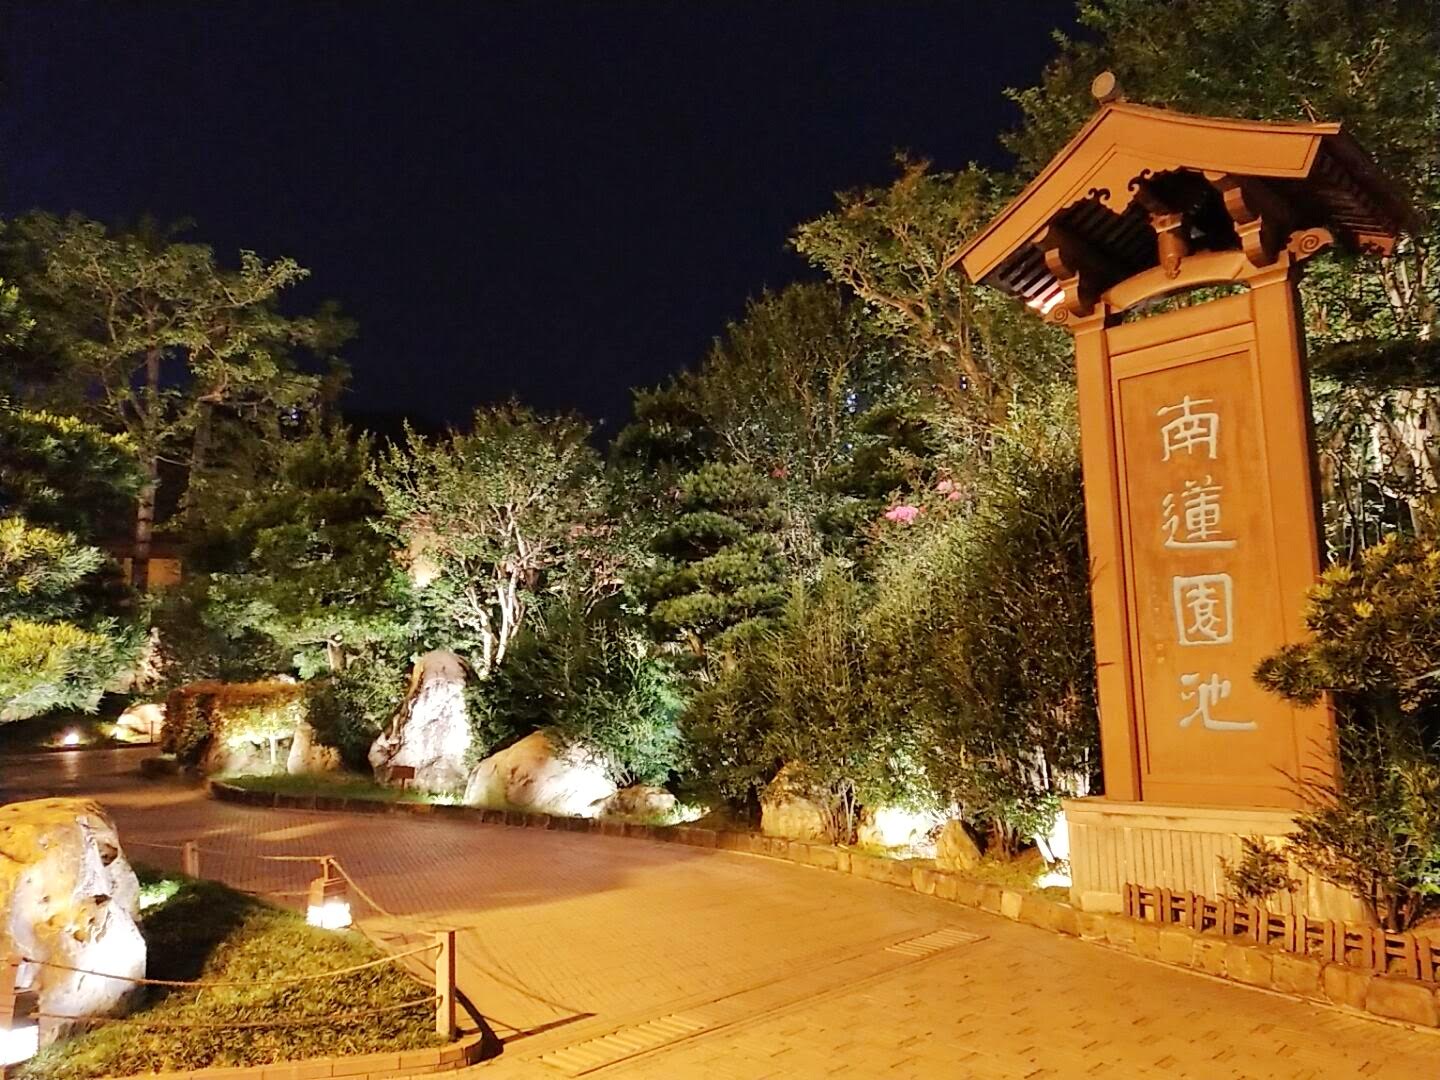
left=0, top=958, right=38, bottom=1067
left=306, top=860, right=352, bottom=930
left=61, top=730, right=82, bottom=747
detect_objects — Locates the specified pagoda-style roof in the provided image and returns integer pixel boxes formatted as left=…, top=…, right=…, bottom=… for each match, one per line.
left=956, top=101, right=1413, bottom=320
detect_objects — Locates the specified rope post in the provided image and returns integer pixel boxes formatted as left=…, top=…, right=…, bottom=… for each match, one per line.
left=181, top=841, right=200, bottom=878
left=435, top=930, right=456, bottom=1040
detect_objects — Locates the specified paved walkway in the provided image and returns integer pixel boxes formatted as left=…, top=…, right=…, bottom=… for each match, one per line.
left=4, top=748, right=1437, bottom=1078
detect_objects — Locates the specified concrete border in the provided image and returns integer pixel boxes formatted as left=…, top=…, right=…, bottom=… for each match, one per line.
left=207, top=779, right=1440, bottom=1032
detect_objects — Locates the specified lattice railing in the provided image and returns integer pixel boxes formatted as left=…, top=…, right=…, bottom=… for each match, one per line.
left=1122, top=883, right=1440, bottom=981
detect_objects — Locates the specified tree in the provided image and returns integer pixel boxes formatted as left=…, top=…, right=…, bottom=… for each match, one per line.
left=372, top=403, right=604, bottom=678
left=639, top=462, right=788, bottom=660
left=793, top=162, right=1070, bottom=427
left=0, top=407, right=142, bottom=720
left=615, top=284, right=899, bottom=571
left=2, top=214, right=351, bottom=587
left=172, top=424, right=410, bottom=679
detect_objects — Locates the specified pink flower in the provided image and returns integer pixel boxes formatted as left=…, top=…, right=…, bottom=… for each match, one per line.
left=771, top=466, right=789, bottom=479
left=947, top=490, right=963, bottom=501
left=883, top=504, right=922, bottom=524
left=935, top=479, right=955, bottom=494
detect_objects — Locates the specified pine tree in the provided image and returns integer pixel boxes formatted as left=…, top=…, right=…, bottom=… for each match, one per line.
left=641, top=463, right=787, bottom=659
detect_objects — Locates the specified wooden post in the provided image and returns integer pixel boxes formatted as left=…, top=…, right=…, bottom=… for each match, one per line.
left=181, top=841, right=200, bottom=878
left=435, top=929, right=456, bottom=1040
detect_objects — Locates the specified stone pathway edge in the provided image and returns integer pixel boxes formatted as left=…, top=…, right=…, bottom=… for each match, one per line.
left=89, top=1031, right=487, bottom=1080
left=205, top=779, right=1440, bottom=1034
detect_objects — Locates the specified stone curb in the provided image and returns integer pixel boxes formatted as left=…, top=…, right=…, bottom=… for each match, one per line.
left=206, top=780, right=1440, bottom=1033
left=58, top=1033, right=486, bottom=1080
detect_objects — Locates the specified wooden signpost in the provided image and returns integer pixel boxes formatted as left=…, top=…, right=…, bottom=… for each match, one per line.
left=958, top=82, right=1411, bottom=916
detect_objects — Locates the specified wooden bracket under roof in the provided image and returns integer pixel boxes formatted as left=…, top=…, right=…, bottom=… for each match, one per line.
left=955, top=102, right=1414, bottom=323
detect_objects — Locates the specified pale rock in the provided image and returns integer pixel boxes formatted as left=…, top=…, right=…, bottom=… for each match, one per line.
left=760, top=765, right=831, bottom=843
left=464, top=730, right=616, bottom=817
left=203, top=732, right=287, bottom=776
left=936, top=819, right=983, bottom=872
left=286, top=720, right=342, bottom=775
left=597, top=784, right=678, bottom=820
left=369, top=650, right=472, bottom=793
left=0, top=799, right=145, bottom=1043
left=857, top=806, right=945, bottom=852
left=114, top=702, right=165, bottom=743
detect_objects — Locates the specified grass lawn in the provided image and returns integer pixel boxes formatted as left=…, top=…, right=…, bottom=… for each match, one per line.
left=222, top=771, right=450, bottom=803
left=17, top=872, right=442, bottom=1079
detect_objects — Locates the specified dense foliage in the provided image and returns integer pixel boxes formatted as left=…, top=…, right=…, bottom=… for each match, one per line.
left=372, top=404, right=606, bottom=678
left=1258, top=537, right=1440, bottom=929
left=162, top=680, right=307, bottom=767
left=0, top=407, right=142, bottom=720
left=4, top=2, right=1439, bottom=924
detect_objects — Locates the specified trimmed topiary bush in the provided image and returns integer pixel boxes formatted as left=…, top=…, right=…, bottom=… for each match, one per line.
left=161, top=680, right=306, bottom=768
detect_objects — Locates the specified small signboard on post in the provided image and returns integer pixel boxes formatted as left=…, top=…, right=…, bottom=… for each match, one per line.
left=389, top=765, right=416, bottom=792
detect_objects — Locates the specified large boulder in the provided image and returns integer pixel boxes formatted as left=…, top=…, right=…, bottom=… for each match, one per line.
left=114, top=701, right=164, bottom=743
left=760, top=765, right=831, bottom=843
left=936, top=819, right=983, bottom=872
left=857, top=806, right=945, bottom=852
left=369, top=650, right=472, bottom=793
left=286, top=719, right=342, bottom=776
left=464, top=731, right=616, bottom=817
left=0, top=799, right=145, bottom=1043
left=595, top=784, right=678, bottom=821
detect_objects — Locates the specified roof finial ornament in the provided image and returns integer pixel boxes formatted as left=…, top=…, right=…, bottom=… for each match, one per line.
left=1091, top=70, right=1123, bottom=105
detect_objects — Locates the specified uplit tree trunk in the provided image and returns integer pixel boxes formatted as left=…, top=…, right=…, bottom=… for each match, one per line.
left=131, top=350, right=163, bottom=592
left=132, top=458, right=157, bottom=592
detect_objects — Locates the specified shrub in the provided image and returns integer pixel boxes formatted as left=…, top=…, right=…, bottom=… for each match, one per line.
left=682, top=564, right=929, bottom=839
left=1219, top=836, right=1298, bottom=905
left=162, top=680, right=306, bottom=766
left=1257, top=535, right=1440, bottom=929
left=0, top=618, right=136, bottom=722
left=865, top=389, right=1099, bottom=854
left=476, top=599, right=685, bottom=785
left=305, top=653, right=410, bottom=770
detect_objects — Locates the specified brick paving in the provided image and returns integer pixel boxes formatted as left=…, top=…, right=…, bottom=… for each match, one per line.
left=6, top=748, right=1438, bottom=1078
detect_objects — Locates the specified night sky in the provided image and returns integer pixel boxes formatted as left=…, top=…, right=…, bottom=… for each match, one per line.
left=0, top=2, right=1078, bottom=431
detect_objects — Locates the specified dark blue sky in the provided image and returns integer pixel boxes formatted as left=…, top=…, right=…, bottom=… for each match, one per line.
left=0, top=2, right=1078, bottom=430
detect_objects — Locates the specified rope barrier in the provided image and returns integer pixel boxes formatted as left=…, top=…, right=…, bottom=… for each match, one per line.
left=37, top=995, right=438, bottom=1029
left=124, top=840, right=334, bottom=863
left=22, top=942, right=439, bottom=989
left=329, top=858, right=394, bottom=919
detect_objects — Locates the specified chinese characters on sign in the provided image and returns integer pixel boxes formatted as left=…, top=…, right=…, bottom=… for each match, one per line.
left=1157, top=395, right=1255, bottom=732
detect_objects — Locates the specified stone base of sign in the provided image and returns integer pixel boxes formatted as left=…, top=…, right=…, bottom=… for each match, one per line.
left=1064, top=796, right=1367, bottom=922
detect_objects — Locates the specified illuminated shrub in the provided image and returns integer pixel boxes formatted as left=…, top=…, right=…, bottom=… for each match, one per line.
left=162, top=680, right=306, bottom=768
